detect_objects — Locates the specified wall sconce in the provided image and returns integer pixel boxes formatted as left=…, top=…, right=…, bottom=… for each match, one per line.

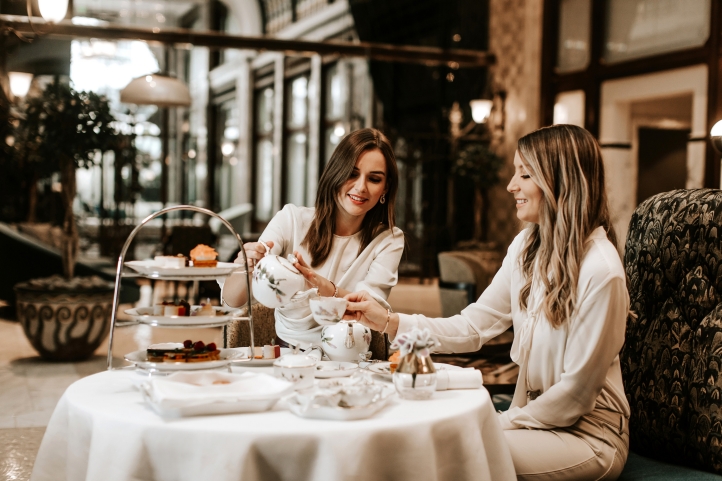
left=8, top=72, right=33, bottom=98
left=710, top=120, right=722, bottom=153
left=470, top=99, right=493, bottom=123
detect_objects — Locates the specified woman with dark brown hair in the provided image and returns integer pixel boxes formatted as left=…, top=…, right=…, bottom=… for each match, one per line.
left=222, top=128, right=403, bottom=346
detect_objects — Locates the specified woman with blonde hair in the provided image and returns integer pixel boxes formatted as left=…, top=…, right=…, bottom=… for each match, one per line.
left=345, top=124, right=630, bottom=480
left=222, top=128, right=403, bottom=347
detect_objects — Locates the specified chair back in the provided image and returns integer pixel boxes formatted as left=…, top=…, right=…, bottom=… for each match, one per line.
left=622, top=188, right=722, bottom=473
left=437, top=250, right=502, bottom=317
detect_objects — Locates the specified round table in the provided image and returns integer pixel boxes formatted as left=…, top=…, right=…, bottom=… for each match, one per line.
left=31, top=368, right=515, bottom=481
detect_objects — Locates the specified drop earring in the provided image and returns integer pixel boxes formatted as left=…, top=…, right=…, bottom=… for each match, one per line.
left=380, top=194, right=386, bottom=204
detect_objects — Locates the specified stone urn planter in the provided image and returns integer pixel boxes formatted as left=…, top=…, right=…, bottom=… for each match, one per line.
left=14, top=275, right=114, bottom=361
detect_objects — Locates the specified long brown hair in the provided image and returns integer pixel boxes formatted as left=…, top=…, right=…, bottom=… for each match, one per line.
left=517, top=124, right=616, bottom=328
left=302, top=128, right=398, bottom=267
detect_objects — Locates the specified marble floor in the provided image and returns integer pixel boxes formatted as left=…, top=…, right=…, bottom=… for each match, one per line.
left=0, top=280, right=445, bottom=481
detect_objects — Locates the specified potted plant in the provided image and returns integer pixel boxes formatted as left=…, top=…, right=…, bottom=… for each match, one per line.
left=13, top=78, right=125, bottom=361
left=451, top=142, right=503, bottom=245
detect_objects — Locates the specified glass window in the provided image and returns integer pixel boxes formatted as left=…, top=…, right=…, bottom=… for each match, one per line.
left=604, top=0, right=711, bottom=64
left=255, top=87, right=275, bottom=222
left=284, top=76, right=309, bottom=206
left=553, top=90, right=585, bottom=127
left=323, top=62, right=349, bottom=164
left=556, top=0, right=591, bottom=73
left=217, top=97, right=239, bottom=211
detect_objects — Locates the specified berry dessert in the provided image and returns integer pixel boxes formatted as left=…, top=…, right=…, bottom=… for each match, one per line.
left=152, top=339, right=220, bottom=363
left=189, top=244, right=218, bottom=268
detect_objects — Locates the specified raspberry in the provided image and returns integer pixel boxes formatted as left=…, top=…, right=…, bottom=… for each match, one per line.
left=206, top=342, right=217, bottom=351
left=183, top=339, right=193, bottom=348
left=193, top=341, right=205, bottom=351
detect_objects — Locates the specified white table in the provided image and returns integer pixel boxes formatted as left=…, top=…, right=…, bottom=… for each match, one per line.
left=31, top=367, right=515, bottom=481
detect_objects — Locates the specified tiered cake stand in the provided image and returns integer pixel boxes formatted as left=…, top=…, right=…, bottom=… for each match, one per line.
left=106, top=205, right=254, bottom=371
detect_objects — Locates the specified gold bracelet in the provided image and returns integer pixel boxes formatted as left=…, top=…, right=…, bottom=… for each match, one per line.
left=330, top=280, right=338, bottom=298
left=382, top=308, right=390, bottom=334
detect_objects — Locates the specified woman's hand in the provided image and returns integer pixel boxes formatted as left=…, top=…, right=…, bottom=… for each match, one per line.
left=292, top=251, right=336, bottom=297
left=235, top=240, right=274, bottom=270
left=343, top=291, right=399, bottom=336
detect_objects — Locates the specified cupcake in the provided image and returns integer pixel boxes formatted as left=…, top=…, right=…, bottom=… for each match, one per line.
left=190, top=244, right=218, bottom=268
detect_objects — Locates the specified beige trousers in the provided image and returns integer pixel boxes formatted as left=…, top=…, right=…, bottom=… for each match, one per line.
left=504, top=409, right=629, bottom=481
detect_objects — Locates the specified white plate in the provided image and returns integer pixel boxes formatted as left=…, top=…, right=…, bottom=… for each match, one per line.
left=314, top=361, right=358, bottom=378
left=125, top=306, right=242, bottom=327
left=139, top=384, right=281, bottom=417
left=124, top=348, right=245, bottom=371
left=125, top=260, right=243, bottom=278
left=366, top=361, right=463, bottom=380
left=286, top=387, right=394, bottom=421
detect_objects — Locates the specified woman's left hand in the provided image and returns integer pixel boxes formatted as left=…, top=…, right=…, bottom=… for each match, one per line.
left=292, top=251, right=335, bottom=297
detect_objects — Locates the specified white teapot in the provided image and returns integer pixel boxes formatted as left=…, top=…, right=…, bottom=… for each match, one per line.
left=252, top=246, right=312, bottom=309
left=321, top=321, right=372, bottom=362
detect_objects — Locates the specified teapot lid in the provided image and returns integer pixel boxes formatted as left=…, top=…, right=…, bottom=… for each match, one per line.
left=273, top=352, right=317, bottom=368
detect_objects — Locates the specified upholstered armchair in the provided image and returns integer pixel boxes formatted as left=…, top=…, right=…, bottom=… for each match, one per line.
left=620, top=189, right=722, bottom=479
left=228, top=304, right=388, bottom=360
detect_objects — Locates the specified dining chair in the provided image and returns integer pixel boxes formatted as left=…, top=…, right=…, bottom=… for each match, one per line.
left=620, top=188, right=722, bottom=479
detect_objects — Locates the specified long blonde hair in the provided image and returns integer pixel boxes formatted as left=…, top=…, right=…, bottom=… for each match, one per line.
left=517, top=124, right=616, bottom=328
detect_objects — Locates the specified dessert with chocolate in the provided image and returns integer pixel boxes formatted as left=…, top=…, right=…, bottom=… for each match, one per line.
left=146, top=340, right=220, bottom=363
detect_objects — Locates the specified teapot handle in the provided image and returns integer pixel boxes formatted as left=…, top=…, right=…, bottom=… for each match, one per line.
left=259, top=240, right=271, bottom=255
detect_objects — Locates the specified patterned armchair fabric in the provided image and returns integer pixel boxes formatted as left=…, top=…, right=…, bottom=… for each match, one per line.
left=622, top=189, right=722, bottom=474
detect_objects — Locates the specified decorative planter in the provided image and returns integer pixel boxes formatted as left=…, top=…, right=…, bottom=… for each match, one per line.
left=14, top=275, right=114, bottom=361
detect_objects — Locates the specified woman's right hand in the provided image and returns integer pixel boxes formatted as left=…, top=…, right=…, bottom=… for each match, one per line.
left=235, top=240, right=274, bottom=270
left=344, top=291, right=399, bottom=336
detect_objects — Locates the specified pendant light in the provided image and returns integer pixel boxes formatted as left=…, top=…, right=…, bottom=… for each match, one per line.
left=120, top=74, right=192, bottom=107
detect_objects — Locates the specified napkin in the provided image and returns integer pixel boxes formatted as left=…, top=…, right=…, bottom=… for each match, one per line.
left=142, top=371, right=294, bottom=410
left=435, top=368, right=483, bottom=391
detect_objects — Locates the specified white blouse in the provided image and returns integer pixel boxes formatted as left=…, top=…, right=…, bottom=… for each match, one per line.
left=396, top=226, right=630, bottom=430
left=259, top=204, right=404, bottom=345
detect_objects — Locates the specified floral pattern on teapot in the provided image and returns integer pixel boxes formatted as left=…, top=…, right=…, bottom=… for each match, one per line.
left=253, top=265, right=286, bottom=304
left=321, top=322, right=372, bottom=362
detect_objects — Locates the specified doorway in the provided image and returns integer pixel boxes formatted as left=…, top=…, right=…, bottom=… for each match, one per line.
left=636, top=127, right=690, bottom=205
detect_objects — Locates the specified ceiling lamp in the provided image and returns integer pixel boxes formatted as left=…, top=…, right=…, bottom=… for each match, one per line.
left=8, top=72, right=33, bottom=98
left=120, top=74, right=192, bottom=107
left=38, top=0, right=69, bottom=23
left=470, top=99, right=493, bottom=124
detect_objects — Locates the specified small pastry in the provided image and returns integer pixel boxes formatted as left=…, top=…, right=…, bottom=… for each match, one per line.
left=192, top=303, right=215, bottom=317
left=147, top=342, right=184, bottom=362
left=190, top=244, right=218, bottom=268
left=388, top=351, right=400, bottom=373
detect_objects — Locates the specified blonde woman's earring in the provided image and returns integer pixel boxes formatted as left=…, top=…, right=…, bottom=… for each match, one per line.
left=380, top=194, right=386, bottom=204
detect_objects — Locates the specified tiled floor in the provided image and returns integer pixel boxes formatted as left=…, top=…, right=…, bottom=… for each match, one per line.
left=0, top=280, right=445, bottom=480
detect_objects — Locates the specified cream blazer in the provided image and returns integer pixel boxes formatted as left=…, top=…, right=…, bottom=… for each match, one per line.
left=397, top=226, right=630, bottom=430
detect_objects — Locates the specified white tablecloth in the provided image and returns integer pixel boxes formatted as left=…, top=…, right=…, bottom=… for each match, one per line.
left=31, top=368, right=515, bottom=481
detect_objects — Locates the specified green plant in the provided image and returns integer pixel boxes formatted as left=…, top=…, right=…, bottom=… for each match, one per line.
left=20, top=79, right=118, bottom=278
left=451, top=143, right=503, bottom=242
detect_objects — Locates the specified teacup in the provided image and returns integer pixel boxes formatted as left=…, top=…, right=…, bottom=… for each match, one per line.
left=309, top=297, right=348, bottom=326
left=273, top=352, right=317, bottom=390
left=252, top=244, right=309, bottom=309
